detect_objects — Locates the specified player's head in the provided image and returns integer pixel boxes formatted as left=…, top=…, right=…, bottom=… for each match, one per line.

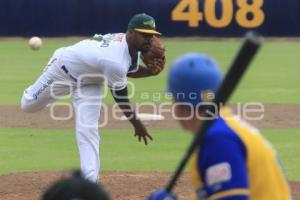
left=127, top=13, right=161, bottom=52
left=167, top=53, right=222, bottom=130
left=42, top=170, right=110, bottom=200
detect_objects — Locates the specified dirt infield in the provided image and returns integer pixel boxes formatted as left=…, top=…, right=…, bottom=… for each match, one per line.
left=0, top=171, right=299, bottom=200
left=1, top=103, right=300, bottom=199
left=1, top=104, right=300, bottom=129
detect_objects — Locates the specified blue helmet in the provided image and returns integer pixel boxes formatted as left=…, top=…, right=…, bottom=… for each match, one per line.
left=167, top=53, right=222, bottom=106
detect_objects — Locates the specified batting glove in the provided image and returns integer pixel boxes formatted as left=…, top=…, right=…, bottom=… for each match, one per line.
left=148, top=189, right=177, bottom=200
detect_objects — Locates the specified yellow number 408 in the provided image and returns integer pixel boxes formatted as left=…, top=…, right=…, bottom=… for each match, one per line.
left=171, top=0, right=265, bottom=28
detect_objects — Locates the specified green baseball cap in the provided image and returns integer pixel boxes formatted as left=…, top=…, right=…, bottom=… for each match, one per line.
left=128, top=13, right=161, bottom=35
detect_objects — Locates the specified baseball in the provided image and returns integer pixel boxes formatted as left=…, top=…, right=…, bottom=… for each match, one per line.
left=28, top=36, right=42, bottom=50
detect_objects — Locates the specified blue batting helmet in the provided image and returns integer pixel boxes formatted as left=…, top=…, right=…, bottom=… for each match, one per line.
left=167, top=53, right=222, bottom=106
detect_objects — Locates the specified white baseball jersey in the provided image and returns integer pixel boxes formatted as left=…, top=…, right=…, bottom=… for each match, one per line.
left=60, top=33, right=134, bottom=90
left=21, top=33, right=139, bottom=183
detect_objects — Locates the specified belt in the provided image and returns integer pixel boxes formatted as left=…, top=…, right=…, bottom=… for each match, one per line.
left=61, top=65, right=77, bottom=82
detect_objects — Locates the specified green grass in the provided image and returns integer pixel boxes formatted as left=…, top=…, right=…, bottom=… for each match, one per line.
left=0, top=38, right=299, bottom=183
left=0, top=38, right=299, bottom=104
left=0, top=128, right=299, bottom=181
left=0, top=128, right=192, bottom=174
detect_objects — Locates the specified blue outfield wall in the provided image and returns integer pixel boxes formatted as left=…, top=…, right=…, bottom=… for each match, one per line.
left=1, top=0, right=300, bottom=37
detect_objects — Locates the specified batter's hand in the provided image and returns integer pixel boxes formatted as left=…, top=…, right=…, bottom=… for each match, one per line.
left=134, top=123, right=153, bottom=145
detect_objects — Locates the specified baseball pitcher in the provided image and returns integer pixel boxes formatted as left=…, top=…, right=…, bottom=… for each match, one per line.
left=21, top=13, right=165, bottom=182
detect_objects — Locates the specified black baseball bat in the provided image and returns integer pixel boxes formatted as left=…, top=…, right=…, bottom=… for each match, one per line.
left=165, top=31, right=263, bottom=192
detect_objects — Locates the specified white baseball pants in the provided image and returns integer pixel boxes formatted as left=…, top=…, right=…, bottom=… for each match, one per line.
left=21, top=49, right=102, bottom=182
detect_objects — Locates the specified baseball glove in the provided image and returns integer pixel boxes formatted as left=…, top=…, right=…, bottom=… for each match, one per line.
left=142, top=36, right=166, bottom=75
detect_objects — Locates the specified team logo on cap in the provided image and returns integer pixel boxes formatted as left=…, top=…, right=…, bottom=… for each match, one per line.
left=143, top=20, right=156, bottom=28
left=201, top=90, right=215, bottom=102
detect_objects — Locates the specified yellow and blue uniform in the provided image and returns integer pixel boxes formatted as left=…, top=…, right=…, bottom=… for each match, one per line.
left=149, top=53, right=293, bottom=200
left=190, top=108, right=291, bottom=200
